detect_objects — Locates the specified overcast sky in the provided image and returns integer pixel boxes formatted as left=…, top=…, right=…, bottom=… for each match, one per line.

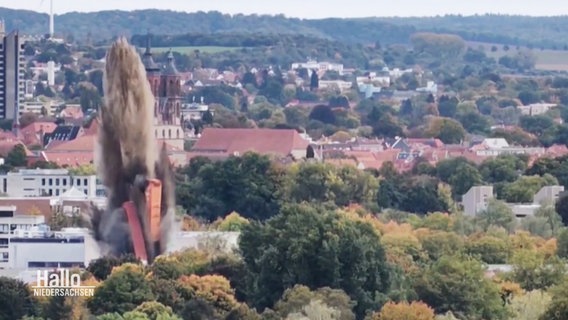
left=2, top=0, right=565, bottom=18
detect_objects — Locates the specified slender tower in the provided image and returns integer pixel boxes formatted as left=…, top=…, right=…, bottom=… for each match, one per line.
left=49, top=0, right=54, bottom=38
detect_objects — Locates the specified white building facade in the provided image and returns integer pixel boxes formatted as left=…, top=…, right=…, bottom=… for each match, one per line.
left=0, top=168, right=104, bottom=197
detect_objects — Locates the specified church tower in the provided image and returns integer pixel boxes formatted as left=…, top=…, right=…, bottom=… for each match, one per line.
left=157, top=50, right=182, bottom=126
left=141, top=31, right=163, bottom=120
left=140, top=33, right=185, bottom=150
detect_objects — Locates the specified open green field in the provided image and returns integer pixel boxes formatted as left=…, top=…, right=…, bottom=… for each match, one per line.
left=469, top=42, right=568, bottom=71
left=152, top=46, right=242, bottom=54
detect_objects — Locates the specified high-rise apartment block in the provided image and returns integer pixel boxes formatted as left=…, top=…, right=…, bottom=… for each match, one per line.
left=0, top=20, right=26, bottom=120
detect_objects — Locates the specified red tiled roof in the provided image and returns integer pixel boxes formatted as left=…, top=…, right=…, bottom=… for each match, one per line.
left=20, top=122, right=57, bottom=135
left=18, top=122, right=57, bottom=146
left=546, top=144, right=568, bottom=157
left=46, top=135, right=95, bottom=152
left=406, top=138, right=445, bottom=148
left=344, top=149, right=399, bottom=170
left=0, top=131, right=18, bottom=141
left=191, top=128, right=310, bottom=158
left=0, top=199, right=53, bottom=218
left=43, top=151, right=94, bottom=166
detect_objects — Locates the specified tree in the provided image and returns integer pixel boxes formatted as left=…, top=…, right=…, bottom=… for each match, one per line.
left=77, top=82, right=103, bottom=112
left=176, top=274, right=238, bottom=315
left=5, top=144, right=28, bottom=167
left=425, top=117, right=465, bottom=144
left=410, top=33, right=466, bottom=58
left=508, top=249, right=566, bottom=291
left=87, top=254, right=140, bottom=281
left=556, top=194, right=568, bottom=225
left=43, top=295, right=73, bottom=320
left=474, top=199, right=516, bottom=232
left=19, top=112, right=38, bottom=129
left=134, top=301, right=177, bottom=320
left=225, top=304, right=261, bottom=320
left=501, top=174, right=558, bottom=203
left=447, top=163, right=482, bottom=199
left=212, top=212, right=250, bottom=231
left=285, top=300, right=341, bottom=320
left=414, top=255, right=507, bottom=319
left=371, top=301, right=435, bottom=320
left=0, top=277, right=38, bottom=320
left=539, top=280, right=568, bottom=320
left=466, top=235, right=511, bottom=264
left=310, top=70, right=319, bottom=91
left=239, top=203, right=392, bottom=318
left=179, top=153, right=283, bottom=221
left=309, top=105, right=336, bottom=124
left=87, top=263, right=154, bottom=315
left=273, top=285, right=355, bottom=320
left=179, top=298, right=219, bottom=320
left=556, top=228, right=568, bottom=258
left=508, top=290, right=551, bottom=320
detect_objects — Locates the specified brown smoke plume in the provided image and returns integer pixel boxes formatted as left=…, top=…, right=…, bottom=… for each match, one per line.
left=91, top=37, right=176, bottom=263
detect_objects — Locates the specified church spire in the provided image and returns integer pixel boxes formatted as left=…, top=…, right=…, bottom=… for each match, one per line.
left=141, top=29, right=160, bottom=72
left=145, top=29, right=151, bottom=55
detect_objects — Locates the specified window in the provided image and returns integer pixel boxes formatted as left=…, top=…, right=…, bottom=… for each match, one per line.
left=1, top=252, right=8, bottom=262
left=84, top=178, right=88, bottom=185
left=28, top=262, right=45, bottom=268
left=48, top=179, right=52, bottom=186
left=76, top=179, right=81, bottom=186
left=55, top=179, right=59, bottom=186
left=63, top=179, right=67, bottom=186
left=55, top=189, right=59, bottom=196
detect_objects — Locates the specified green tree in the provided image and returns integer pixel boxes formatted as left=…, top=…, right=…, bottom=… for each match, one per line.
left=557, top=228, right=568, bottom=258
left=310, top=71, right=319, bottom=91
left=6, top=144, right=28, bottom=167
left=88, top=264, right=154, bottom=315
left=447, top=163, right=482, bottom=199
left=0, top=277, right=38, bottom=320
left=508, top=250, right=566, bottom=291
left=509, top=290, right=551, bottom=320
left=43, top=295, right=72, bottom=320
left=556, top=193, right=568, bottom=225
left=239, top=203, right=392, bottom=318
left=87, top=254, right=140, bottom=281
left=134, top=301, right=177, bottom=320
left=466, top=235, right=511, bottom=264
left=540, top=279, right=568, bottom=320
left=414, top=255, right=507, bottom=319
left=474, top=199, right=516, bottom=232
left=502, top=174, right=558, bottom=203
left=180, top=153, right=283, bottom=221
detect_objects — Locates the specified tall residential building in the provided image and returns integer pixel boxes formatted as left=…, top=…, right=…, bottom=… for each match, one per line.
left=0, top=21, right=25, bottom=121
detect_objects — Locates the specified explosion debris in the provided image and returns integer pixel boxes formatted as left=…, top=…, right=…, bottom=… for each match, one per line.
left=90, top=37, right=176, bottom=264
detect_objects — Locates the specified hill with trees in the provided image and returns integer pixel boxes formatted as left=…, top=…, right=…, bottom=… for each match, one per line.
left=1, top=7, right=568, bottom=48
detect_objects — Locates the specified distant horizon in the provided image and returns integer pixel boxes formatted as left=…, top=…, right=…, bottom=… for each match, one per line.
left=2, top=7, right=567, bottom=20
left=0, top=0, right=564, bottom=19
